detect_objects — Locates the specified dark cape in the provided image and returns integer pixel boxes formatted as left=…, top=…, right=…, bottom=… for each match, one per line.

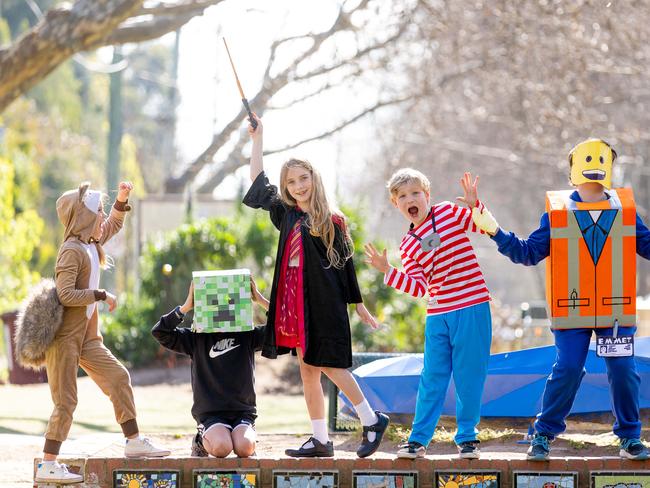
left=243, top=171, right=363, bottom=368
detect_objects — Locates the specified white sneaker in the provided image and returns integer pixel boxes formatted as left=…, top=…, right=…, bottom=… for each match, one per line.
left=124, top=436, right=171, bottom=458
left=35, top=461, right=83, bottom=484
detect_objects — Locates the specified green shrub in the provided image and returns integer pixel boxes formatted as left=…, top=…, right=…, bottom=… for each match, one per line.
left=104, top=211, right=279, bottom=367
left=139, top=217, right=243, bottom=327
left=101, top=295, right=157, bottom=368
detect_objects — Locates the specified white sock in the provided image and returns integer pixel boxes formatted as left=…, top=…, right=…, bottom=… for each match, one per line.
left=311, top=419, right=329, bottom=444
left=355, top=400, right=379, bottom=443
left=354, top=400, right=378, bottom=426
left=42, top=460, right=56, bottom=465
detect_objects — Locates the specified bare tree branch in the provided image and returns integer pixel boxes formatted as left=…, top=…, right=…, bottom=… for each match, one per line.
left=294, top=24, right=408, bottom=82
left=195, top=126, right=250, bottom=192
left=267, top=67, right=363, bottom=110
left=0, top=0, right=145, bottom=112
left=265, top=96, right=413, bottom=156
left=104, top=13, right=197, bottom=45
left=165, top=0, right=416, bottom=193
left=0, top=0, right=223, bottom=112
left=196, top=94, right=416, bottom=193
left=137, top=0, right=223, bottom=16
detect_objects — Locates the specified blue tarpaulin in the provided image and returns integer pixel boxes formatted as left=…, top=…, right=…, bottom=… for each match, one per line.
left=345, top=337, right=650, bottom=418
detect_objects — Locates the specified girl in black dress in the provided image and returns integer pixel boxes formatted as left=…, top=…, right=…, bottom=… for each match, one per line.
left=244, top=113, right=389, bottom=458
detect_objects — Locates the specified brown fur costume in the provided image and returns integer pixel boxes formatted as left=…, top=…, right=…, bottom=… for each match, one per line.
left=42, top=183, right=138, bottom=455
left=13, top=278, right=64, bottom=370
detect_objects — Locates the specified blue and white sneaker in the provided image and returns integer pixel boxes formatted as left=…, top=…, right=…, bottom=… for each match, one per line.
left=458, top=440, right=480, bottom=459
left=396, top=441, right=426, bottom=459
left=527, top=434, right=550, bottom=461
left=620, top=438, right=650, bottom=460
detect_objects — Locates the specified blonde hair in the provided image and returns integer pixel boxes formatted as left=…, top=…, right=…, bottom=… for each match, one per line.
left=386, top=168, right=431, bottom=197
left=279, top=159, right=353, bottom=269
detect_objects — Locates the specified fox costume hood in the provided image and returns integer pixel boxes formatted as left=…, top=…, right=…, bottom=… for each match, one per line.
left=56, top=182, right=104, bottom=244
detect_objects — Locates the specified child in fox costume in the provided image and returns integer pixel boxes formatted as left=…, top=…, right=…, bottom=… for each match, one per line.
left=35, top=182, right=169, bottom=485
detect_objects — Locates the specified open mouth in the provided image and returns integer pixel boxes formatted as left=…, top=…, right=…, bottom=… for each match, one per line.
left=582, top=169, right=606, bottom=181
left=408, top=206, right=419, bottom=218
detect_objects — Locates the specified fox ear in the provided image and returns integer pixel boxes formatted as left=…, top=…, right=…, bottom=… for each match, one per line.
left=78, top=181, right=91, bottom=202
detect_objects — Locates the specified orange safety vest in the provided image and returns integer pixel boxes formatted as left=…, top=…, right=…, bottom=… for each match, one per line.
left=546, top=188, right=636, bottom=329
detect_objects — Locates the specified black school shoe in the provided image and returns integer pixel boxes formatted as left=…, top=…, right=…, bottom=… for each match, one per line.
left=285, top=437, right=334, bottom=458
left=191, top=429, right=208, bottom=457
left=357, top=411, right=390, bottom=458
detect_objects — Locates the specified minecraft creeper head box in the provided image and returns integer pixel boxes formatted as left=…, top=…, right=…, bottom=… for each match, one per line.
left=192, top=269, right=254, bottom=333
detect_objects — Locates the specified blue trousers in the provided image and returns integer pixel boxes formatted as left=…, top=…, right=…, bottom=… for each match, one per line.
left=409, top=302, right=492, bottom=446
left=534, top=326, right=641, bottom=440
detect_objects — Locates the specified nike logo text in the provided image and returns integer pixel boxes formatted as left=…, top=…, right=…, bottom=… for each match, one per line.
left=209, top=338, right=240, bottom=358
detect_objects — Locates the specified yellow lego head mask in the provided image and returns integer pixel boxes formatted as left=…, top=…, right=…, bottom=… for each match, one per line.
left=568, top=138, right=617, bottom=189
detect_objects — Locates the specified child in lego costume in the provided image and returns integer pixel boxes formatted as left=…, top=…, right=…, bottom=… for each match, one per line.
left=473, top=139, right=650, bottom=461
left=152, top=279, right=268, bottom=458
left=244, top=113, right=389, bottom=458
left=35, top=182, right=169, bottom=485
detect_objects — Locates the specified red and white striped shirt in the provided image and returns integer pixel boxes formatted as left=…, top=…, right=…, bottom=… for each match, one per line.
left=384, top=201, right=490, bottom=315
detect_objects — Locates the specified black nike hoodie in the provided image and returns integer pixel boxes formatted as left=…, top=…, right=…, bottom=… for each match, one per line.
left=152, top=309, right=265, bottom=423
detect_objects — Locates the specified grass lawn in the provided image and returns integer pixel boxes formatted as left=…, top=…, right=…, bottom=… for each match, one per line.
left=0, top=376, right=312, bottom=437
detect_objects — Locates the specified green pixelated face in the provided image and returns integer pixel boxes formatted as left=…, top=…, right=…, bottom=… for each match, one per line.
left=192, top=272, right=253, bottom=333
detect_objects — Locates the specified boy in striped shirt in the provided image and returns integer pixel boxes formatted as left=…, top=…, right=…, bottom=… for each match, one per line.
left=364, top=168, right=492, bottom=459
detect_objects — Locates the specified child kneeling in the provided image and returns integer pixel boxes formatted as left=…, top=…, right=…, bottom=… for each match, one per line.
left=152, top=280, right=268, bottom=457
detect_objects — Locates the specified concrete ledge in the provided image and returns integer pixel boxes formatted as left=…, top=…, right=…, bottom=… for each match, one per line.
left=33, top=456, right=650, bottom=488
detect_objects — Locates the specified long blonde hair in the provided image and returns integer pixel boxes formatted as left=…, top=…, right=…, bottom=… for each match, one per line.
left=279, top=159, right=353, bottom=269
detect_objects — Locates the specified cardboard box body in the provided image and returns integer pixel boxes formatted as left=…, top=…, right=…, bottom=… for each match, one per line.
left=545, top=189, right=636, bottom=329
left=192, top=269, right=253, bottom=333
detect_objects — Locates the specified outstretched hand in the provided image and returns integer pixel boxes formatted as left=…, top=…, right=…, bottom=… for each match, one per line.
left=364, top=243, right=390, bottom=274
left=456, top=172, right=479, bottom=208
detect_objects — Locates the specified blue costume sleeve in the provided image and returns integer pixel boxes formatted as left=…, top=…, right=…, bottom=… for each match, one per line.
left=636, top=213, right=650, bottom=260
left=490, top=213, right=551, bottom=266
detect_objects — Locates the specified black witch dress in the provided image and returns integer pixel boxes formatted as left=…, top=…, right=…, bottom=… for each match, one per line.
left=243, top=171, right=363, bottom=368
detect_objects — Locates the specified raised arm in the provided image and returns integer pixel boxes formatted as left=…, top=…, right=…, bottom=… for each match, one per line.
left=248, top=113, right=264, bottom=182
left=251, top=276, right=270, bottom=312
left=151, top=282, right=195, bottom=356
left=99, top=181, right=133, bottom=246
